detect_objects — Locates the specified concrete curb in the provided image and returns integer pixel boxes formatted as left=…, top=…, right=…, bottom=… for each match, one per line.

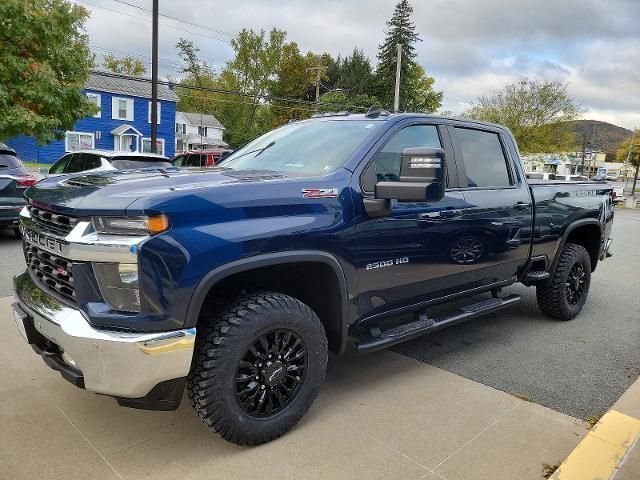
left=550, top=376, right=640, bottom=479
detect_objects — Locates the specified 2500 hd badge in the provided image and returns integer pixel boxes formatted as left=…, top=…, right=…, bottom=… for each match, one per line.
left=366, top=257, right=409, bottom=270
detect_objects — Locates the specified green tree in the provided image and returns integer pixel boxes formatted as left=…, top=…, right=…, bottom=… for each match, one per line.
left=616, top=132, right=640, bottom=193
left=0, top=0, right=98, bottom=144
left=375, top=0, right=442, bottom=112
left=335, top=48, right=375, bottom=97
left=317, top=90, right=378, bottom=114
left=464, top=78, right=582, bottom=153
left=269, top=42, right=312, bottom=124
left=102, top=54, right=146, bottom=76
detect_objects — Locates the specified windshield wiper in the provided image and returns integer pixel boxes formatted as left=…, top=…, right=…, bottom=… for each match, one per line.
left=228, top=141, right=276, bottom=161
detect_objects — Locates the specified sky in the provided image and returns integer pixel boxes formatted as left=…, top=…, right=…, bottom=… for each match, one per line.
left=75, top=0, right=639, bottom=129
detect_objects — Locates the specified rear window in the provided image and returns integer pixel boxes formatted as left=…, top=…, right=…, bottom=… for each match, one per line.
left=0, top=153, right=22, bottom=169
left=110, top=156, right=171, bottom=170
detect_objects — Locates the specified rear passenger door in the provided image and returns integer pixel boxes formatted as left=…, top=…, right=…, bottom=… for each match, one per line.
left=450, top=126, right=533, bottom=288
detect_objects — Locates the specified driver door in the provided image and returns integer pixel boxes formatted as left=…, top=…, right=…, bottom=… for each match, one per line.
left=355, top=123, right=468, bottom=320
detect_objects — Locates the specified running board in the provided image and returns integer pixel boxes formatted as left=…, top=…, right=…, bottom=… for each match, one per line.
left=356, top=294, right=521, bottom=354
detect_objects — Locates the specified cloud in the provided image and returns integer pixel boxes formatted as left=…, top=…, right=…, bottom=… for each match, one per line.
left=77, top=0, right=640, bottom=128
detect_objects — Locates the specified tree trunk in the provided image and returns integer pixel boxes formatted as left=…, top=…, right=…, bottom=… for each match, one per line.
left=632, top=162, right=639, bottom=198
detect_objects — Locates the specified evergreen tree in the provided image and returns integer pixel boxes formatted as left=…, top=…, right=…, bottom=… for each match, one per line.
left=375, top=0, right=442, bottom=112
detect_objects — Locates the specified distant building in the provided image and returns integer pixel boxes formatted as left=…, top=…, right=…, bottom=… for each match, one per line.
left=7, top=70, right=178, bottom=163
left=175, top=111, right=227, bottom=152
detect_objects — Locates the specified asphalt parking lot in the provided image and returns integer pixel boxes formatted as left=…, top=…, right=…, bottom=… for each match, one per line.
left=1, top=208, right=639, bottom=421
left=394, top=208, right=640, bottom=419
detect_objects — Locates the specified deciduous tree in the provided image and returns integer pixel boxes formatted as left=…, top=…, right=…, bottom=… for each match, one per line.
left=0, top=0, right=98, bottom=143
left=464, top=78, right=582, bottom=153
left=102, top=54, right=146, bottom=76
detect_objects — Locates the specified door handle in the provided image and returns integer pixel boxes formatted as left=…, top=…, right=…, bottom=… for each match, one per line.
left=513, top=202, right=531, bottom=211
left=438, top=209, right=462, bottom=218
left=418, top=209, right=461, bottom=220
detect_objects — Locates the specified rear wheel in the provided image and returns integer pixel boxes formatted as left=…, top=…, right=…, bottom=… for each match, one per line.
left=187, top=291, right=328, bottom=445
left=536, top=243, right=591, bottom=320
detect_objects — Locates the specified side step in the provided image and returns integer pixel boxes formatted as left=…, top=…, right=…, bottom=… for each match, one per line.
left=356, top=294, right=521, bottom=354
left=524, top=270, right=550, bottom=282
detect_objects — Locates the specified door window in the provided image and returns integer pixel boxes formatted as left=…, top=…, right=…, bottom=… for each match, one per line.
left=454, top=128, right=511, bottom=188
left=361, top=125, right=442, bottom=192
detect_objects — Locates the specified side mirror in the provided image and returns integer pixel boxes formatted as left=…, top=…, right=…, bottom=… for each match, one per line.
left=375, top=147, right=446, bottom=202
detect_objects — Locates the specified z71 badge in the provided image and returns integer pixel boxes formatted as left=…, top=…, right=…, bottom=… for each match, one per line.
left=302, top=188, right=338, bottom=199
left=366, top=257, right=409, bottom=270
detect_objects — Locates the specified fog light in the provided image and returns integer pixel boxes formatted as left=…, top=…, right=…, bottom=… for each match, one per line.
left=93, top=263, right=140, bottom=312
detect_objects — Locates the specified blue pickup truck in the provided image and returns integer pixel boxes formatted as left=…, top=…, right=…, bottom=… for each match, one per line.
left=12, top=112, right=614, bottom=445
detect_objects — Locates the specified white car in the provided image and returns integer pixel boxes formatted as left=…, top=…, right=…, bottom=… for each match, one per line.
left=605, top=173, right=619, bottom=181
left=46, top=150, right=172, bottom=177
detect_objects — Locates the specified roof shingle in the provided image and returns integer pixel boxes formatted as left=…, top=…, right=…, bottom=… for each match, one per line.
left=85, top=70, right=178, bottom=102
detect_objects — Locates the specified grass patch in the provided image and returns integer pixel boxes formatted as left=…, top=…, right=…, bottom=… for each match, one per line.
left=542, top=463, right=559, bottom=478
left=585, top=414, right=600, bottom=428
left=21, top=162, right=50, bottom=170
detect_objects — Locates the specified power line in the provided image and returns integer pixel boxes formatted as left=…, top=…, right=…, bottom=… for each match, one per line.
left=75, top=0, right=231, bottom=44
left=95, top=70, right=370, bottom=112
left=107, top=0, right=233, bottom=38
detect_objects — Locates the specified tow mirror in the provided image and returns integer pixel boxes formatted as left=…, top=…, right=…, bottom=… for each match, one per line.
left=375, top=147, right=446, bottom=203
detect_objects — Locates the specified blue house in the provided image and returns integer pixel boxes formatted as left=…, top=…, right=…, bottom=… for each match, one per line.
left=7, top=70, right=178, bottom=163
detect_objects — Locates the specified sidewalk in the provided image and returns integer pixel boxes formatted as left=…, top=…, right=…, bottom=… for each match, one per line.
left=0, top=296, right=589, bottom=480
left=550, top=376, right=640, bottom=480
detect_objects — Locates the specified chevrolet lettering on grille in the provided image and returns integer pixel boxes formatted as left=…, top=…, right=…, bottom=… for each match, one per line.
left=22, top=227, right=65, bottom=254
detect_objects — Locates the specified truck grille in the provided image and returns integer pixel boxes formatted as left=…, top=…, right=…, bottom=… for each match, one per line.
left=27, top=204, right=78, bottom=238
left=23, top=243, right=75, bottom=303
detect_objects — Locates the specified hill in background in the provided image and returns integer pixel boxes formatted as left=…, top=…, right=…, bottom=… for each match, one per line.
left=567, top=120, right=633, bottom=156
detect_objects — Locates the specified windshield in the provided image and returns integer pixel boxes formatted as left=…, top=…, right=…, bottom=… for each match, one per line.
left=110, top=157, right=172, bottom=170
left=221, top=120, right=381, bottom=176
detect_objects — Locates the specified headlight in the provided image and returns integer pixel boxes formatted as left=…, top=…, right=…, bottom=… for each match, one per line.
left=93, top=263, right=140, bottom=312
left=92, top=214, right=170, bottom=235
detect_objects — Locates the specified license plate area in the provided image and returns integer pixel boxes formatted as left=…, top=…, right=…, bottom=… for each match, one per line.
left=11, top=303, right=46, bottom=345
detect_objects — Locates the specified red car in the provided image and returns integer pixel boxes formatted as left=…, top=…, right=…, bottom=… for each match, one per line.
left=172, top=149, right=233, bottom=168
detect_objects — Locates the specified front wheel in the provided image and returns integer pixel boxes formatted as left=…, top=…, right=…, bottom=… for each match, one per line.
left=536, top=243, right=591, bottom=320
left=187, top=291, right=328, bottom=445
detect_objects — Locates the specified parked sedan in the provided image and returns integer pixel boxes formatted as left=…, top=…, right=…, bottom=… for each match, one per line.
left=47, top=150, right=172, bottom=176
left=0, top=144, right=36, bottom=237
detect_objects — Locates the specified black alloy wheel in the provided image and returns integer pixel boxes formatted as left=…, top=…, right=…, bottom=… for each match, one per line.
left=565, top=261, right=586, bottom=305
left=187, top=291, right=328, bottom=445
left=536, top=242, right=592, bottom=321
left=235, top=329, right=307, bottom=417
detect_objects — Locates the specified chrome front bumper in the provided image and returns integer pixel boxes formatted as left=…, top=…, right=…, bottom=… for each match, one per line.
left=13, top=271, right=196, bottom=399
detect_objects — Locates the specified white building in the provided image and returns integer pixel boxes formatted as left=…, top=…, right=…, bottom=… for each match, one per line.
left=175, top=111, right=227, bottom=152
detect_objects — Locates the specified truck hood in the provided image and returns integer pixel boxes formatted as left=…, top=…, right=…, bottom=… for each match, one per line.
left=25, top=167, right=290, bottom=216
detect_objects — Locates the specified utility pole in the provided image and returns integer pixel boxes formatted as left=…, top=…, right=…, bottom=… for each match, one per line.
left=393, top=44, right=402, bottom=112
left=150, top=0, right=159, bottom=153
left=627, top=128, right=638, bottom=197
left=306, top=66, right=326, bottom=102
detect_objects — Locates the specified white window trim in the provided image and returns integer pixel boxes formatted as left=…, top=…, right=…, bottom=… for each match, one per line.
left=86, top=93, right=101, bottom=118
left=65, top=131, right=95, bottom=152
left=148, top=101, right=161, bottom=124
left=112, top=97, right=134, bottom=121
left=142, top=137, right=165, bottom=156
